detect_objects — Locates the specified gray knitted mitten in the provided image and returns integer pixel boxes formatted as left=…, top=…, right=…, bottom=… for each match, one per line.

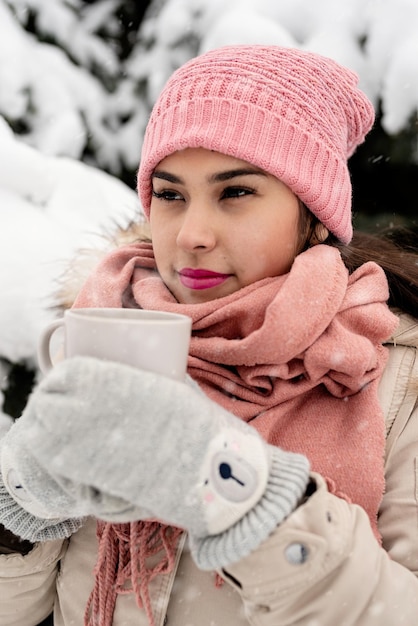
left=0, top=442, right=83, bottom=543
left=1, top=356, right=310, bottom=569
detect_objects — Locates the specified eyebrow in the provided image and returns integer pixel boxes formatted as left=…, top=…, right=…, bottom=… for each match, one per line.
left=152, top=168, right=267, bottom=184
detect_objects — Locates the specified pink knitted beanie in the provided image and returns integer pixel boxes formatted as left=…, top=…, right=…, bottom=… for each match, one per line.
left=137, top=45, right=375, bottom=244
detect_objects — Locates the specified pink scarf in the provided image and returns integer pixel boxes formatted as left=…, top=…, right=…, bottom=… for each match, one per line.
left=74, top=242, right=398, bottom=626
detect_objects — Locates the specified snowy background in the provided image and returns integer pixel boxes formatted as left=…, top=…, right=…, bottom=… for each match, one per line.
left=1, top=0, right=418, bottom=426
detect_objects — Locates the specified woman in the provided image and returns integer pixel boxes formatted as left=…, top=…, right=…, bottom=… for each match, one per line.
left=1, top=45, right=417, bottom=626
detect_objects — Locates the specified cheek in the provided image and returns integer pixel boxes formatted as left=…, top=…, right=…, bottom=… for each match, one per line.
left=239, top=228, right=298, bottom=280
left=149, top=216, right=174, bottom=264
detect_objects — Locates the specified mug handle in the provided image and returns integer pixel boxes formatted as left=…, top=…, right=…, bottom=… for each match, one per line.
left=37, top=319, right=65, bottom=374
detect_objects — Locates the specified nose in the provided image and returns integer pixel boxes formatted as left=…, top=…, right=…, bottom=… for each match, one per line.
left=176, top=203, right=216, bottom=252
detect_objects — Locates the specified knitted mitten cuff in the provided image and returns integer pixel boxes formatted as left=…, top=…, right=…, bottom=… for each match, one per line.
left=0, top=480, right=83, bottom=543
left=192, top=446, right=310, bottom=570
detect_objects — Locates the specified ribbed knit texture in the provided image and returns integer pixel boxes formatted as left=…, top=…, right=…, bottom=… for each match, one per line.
left=0, top=480, right=83, bottom=542
left=137, top=45, right=375, bottom=244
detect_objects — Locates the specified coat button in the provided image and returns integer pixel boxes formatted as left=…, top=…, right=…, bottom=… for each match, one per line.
left=284, top=542, right=309, bottom=565
left=256, top=605, right=270, bottom=613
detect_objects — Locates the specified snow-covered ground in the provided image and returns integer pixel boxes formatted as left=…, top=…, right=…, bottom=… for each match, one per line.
left=1, top=0, right=417, bottom=419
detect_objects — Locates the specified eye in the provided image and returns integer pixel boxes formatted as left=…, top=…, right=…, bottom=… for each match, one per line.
left=221, top=186, right=255, bottom=200
left=152, top=189, right=184, bottom=202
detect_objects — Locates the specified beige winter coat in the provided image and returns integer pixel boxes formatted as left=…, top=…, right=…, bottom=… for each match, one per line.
left=0, top=311, right=417, bottom=626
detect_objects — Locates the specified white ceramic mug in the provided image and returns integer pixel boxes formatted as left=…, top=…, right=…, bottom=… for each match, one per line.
left=37, top=308, right=192, bottom=381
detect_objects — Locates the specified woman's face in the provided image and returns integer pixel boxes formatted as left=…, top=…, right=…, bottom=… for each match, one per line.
left=150, top=148, right=300, bottom=304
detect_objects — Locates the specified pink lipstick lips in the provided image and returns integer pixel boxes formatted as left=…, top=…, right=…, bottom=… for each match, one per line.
left=179, top=268, right=231, bottom=290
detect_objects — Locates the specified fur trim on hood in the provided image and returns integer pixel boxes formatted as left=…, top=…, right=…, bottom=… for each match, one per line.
left=54, top=220, right=151, bottom=312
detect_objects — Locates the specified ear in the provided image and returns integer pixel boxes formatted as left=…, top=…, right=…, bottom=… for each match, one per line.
left=310, top=223, right=329, bottom=245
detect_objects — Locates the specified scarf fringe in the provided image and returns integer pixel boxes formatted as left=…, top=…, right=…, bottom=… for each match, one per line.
left=85, top=521, right=183, bottom=626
